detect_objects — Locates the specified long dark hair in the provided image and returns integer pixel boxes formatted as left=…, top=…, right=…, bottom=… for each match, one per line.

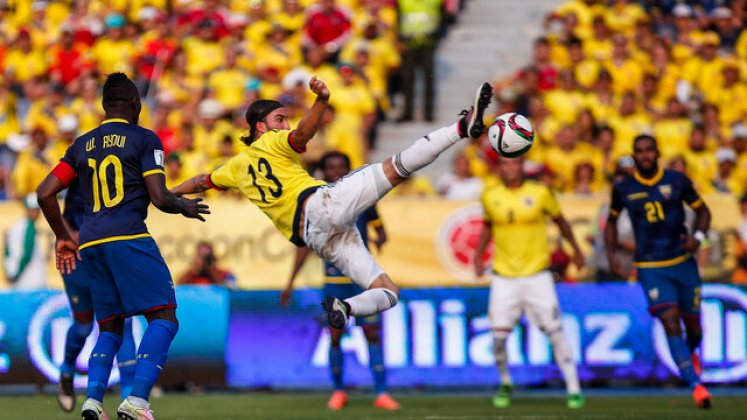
left=241, top=99, right=283, bottom=145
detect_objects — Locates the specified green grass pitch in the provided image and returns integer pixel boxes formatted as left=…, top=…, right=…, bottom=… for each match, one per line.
left=0, top=393, right=744, bottom=419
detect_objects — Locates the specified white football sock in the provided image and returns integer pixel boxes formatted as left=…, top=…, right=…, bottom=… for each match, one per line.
left=391, top=123, right=462, bottom=177
left=548, top=329, right=581, bottom=394
left=345, top=288, right=398, bottom=317
left=127, top=396, right=149, bottom=408
left=492, top=333, right=513, bottom=385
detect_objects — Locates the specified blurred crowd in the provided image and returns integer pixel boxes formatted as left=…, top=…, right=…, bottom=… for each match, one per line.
left=0, top=0, right=463, bottom=201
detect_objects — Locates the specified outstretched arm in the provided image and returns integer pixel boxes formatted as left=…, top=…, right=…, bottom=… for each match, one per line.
left=171, top=173, right=213, bottom=197
left=473, top=222, right=491, bottom=278
left=290, top=76, right=330, bottom=152
left=145, top=173, right=210, bottom=221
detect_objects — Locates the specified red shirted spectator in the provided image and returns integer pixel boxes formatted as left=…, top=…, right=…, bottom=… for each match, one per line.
left=176, top=0, right=230, bottom=39
left=49, top=29, right=93, bottom=85
left=515, top=37, right=558, bottom=92
left=136, top=16, right=178, bottom=81
left=303, top=0, right=352, bottom=55
left=178, top=242, right=236, bottom=287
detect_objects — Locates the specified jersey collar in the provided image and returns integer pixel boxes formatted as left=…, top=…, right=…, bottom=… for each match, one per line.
left=633, top=166, right=664, bottom=187
left=101, top=118, right=129, bottom=125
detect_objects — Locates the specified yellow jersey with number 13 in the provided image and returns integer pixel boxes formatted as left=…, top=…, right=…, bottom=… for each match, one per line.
left=209, top=129, right=326, bottom=245
left=481, top=180, right=562, bottom=278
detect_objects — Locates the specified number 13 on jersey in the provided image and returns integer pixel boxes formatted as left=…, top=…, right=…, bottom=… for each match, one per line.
left=248, top=157, right=283, bottom=202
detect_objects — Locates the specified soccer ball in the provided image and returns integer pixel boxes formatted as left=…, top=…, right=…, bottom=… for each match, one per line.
left=488, top=113, right=534, bottom=158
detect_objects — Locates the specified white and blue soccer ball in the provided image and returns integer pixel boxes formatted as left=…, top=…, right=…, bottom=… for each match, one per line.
left=488, top=112, right=534, bottom=158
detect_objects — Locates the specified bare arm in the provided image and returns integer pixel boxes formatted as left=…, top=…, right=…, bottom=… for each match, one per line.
left=36, top=173, right=78, bottom=274
left=553, top=215, right=585, bottom=270
left=280, top=246, right=311, bottom=306
left=604, top=213, right=626, bottom=278
left=290, top=76, right=330, bottom=152
left=684, top=202, right=712, bottom=252
left=473, top=222, right=492, bottom=277
left=171, top=173, right=212, bottom=197
left=372, top=224, right=388, bottom=253
left=145, top=173, right=210, bottom=221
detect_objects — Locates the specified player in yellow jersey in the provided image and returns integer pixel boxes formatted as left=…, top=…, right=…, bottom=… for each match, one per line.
left=173, top=77, right=494, bottom=327
left=473, top=156, right=585, bottom=410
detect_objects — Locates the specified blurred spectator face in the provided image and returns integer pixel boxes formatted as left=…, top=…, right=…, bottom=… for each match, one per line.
left=723, top=65, right=739, bottom=85
left=557, top=126, right=577, bottom=149
left=454, top=154, right=470, bottom=179
left=689, top=128, right=706, bottom=151
left=320, top=0, right=336, bottom=14
left=568, top=42, right=584, bottom=63
left=619, top=93, right=636, bottom=116
left=563, top=12, right=578, bottom=35
left=306, top=46, right=328, bottom=67
left=595, top=70, right=612, bottom=91
left=592, top=16, right=608, bottom=39
left=166, top=155, right=182, bottom=176
left=181, top=128, right=195, bottom=150
left=527, top=96, right=546, bottom=118
left=665, top=98, right=683, bottom=118
left=321, top=154, right=350, bottom=183
left=283, top=0, right=302, bottom=14
left=578, top=110, right=594, bottom=133
left=703, top=104, right=719, bottom=125
left=612, top=35, right=628, bottom=59
left=339, top=65, right=355, bottom=85
left=641, top=74, right=658, bottom=98
left=354, top=49, right=370, bottom=69
left=559, top=70, right=575, bottom=90
left=521, top=67, right=540, bottom=93
left=497, top=156, right=524, bottom=185
left=219, top=138, right=234, bottom=157
left=532, top=40, right=550, bottom=64
left=30, top=128, right=48, bottom=150
left=225, top=47, right=238, bottom=67
left=596, top=127, right=614, bottom=151
left=269, top=25, right=288, bottom=43
left=574, top=162, right=594, bottom=184
left=17, top=31, right=31, bottom=51
left=668, top=156, right=687, bottom=173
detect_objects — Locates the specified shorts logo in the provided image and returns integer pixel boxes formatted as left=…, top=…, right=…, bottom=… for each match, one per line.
left=648, top=288, right=659, bottom=301
left=436, top=205, right=493, bottom=282
left=658, top=185, right=672, bottom=199
left=154, top=150, right=165, bottom=167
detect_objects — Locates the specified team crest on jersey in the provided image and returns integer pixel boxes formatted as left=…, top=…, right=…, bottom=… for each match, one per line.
left=649, top=288, right=659, bottom=301
left=658, top=185, right=672, bottom=199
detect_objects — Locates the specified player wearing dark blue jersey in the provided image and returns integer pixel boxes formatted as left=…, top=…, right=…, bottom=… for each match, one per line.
left=605, top=135, right=712, bottom=409
left=56, top=178, right=137, bottom=414
left=37, top=73, right=209, bottom=420
left=281, top=152, right=399, bottom=411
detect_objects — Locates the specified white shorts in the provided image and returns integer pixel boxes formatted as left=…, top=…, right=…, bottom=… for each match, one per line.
left=488, top=270, right=563, bottom=333
left=303, top=163, right=392, bottom=289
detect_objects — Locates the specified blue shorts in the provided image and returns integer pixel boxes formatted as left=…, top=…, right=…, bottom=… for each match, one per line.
left=62, top=263, right=93, bottom=319
left=324, top=281, right=380, bottom=327
left=81, top=237, right=176, bottom=323
left=637, top=257, right=701, bottom=316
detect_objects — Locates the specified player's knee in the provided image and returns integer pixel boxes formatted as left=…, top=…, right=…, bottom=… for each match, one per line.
left=99, top=317, right=125, bottom=335
left=74, top=321, right=93, bottom=337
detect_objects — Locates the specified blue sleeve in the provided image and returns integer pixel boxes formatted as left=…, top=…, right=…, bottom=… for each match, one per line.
left=140, top=132, right=166, bottom=176
left=610, top=183, right=625, bottom=217
left=680, top=174, right=703, bottom=208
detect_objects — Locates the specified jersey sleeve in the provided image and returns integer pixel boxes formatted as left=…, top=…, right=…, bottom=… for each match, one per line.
left=542, top=186, right=562, bottom=218
left=52, top=146, right=78, bottom=187
left=141, top=133, right=166, bottom=177
left=209, top=156, right=238, bottom=190
left=480, top=189, right=492, bottom=224
left=265, top=129, right=304, bottom=155
left=681, top=174, right=704, bottom=209
left=609, top=183, right=624, bottom=217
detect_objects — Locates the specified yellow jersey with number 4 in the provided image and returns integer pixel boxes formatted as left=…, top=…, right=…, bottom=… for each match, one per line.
left=209, top=129, right=325, bottom=245
left=481, top=181, right=562, bottom=278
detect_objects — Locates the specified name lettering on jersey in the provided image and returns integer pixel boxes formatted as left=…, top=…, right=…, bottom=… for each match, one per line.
left=103, top=134, right=127, bottom=149
left=85, top=138, right=95, bottom=151
left=627, top=192, right=648, bottom=200
left=658, top=185, right=672, bottom=199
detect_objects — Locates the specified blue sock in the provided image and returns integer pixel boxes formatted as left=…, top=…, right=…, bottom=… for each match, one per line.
left=130, top=320, right=178, bottom=400
left=329, top=346, right=344, bottom=391
left=61, top=321, right=92, bottom=376
left=667, top=335, right=700, bottom=388
left=87, top=332, right=123, bottom=402
left=369, top=342, right=387, bottom=395
left=118, top=319, right=137, bottom=400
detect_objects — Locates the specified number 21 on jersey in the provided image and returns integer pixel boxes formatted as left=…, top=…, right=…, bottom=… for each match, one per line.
left=644, top=201, right=665, bottom=223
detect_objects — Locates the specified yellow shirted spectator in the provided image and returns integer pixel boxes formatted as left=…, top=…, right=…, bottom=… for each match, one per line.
left=0, top=87, right=20, bottom=143
left=209, top=47, right=251, bottom=111
left=543, top=70, right=586, bottom=124
left=683, top=127, right=718, bottom=191
left=604, top=0, right=646, bottom=36
left=275, top=0, right=306, bottom=38
left=12, top=127, right=53, bottom=198
left=584, top=70, right=617, bottom=124
left=183, top=20, right=226, bottom=77
left=567, top=37, right=599, bottom=89
left=252, top=24, right=302, bottom=78
left=390, top=175, right=436, bottom=197
left=244, top=3, right=273, bottom=45
left=462, top=138, right=489, bottom=179
left=608, top=92, right=652, bottom=157
left=298, top=46, right=342, bottom=90
left=327, top=65, right=376, bottom=169
left=91, top=15, right=136, bottom=74
left=68, top=77, right=105, bottom=134
left=3, top=30, right=47, bottom=83
left=709, top=58, right=747, bottom=127
left=158, top=51, right=204, bottom=106
left=24, top=83, right=72, bottom=136
left=680, top=33, right=724, bottom=97
left=652, top=98, right=693, bottom=159
left=555, top=0, right=594, bottom=34
left=542, top=125, right=588, bottom=191
left=164, top=153, right=192, bottom=190
left=584, top=15, right=613, bottom=61
left=193, top=99, right=235, bottom=159
left=604, top=34, right=643, bottom=95
left=174, top=127, right=209, bottom=181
